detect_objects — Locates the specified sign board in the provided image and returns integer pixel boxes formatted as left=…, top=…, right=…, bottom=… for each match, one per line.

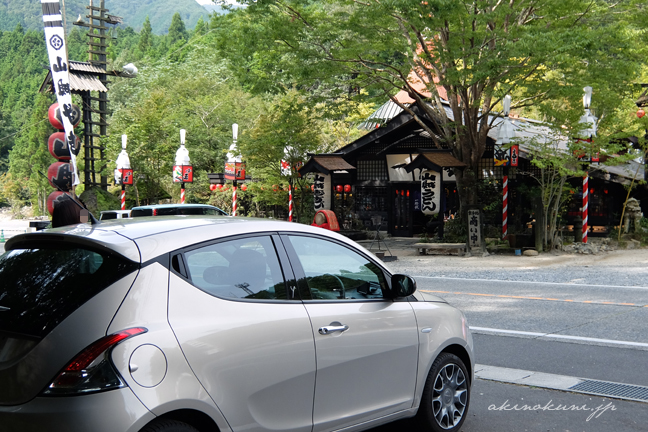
left=413, top=189, right=421, bottom=212
left=421, top=169, right=441, bottom=215
left=224, top=162, right=246, bottom=181
left=573, top=138, right=599, bottom=163
left=115, top=168, right=133, bottom=185
left=173, top=165, right=193, bottom=183
left=493, top=144, right=510, bottom=167
left=468, top=209, right=481, bottom=249
left=510, top=145, right=519, bottom=166
left=313, top=173, right=331, bottom=211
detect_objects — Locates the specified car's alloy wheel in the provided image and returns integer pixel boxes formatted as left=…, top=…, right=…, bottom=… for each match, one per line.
left=139, top=419, right=199, bottom=432
left=417, top=353, right=470, bottom=432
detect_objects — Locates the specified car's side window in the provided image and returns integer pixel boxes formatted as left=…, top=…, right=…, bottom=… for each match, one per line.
left=184, top=236, right=288, bottom=300
left=286, top=235, right=387, bottom=300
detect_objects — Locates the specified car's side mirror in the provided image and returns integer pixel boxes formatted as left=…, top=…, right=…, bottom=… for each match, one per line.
left=390, top=274, right=417, bottom=298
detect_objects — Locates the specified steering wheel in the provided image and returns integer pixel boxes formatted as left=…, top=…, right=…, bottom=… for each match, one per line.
left=324, top=273, right=345, bottom=299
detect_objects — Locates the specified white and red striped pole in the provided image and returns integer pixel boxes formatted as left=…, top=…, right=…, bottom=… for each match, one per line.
left=502, top=174, right=508, bottom=239
left=232, top=183, right=237, bottom=216
left=181, top=183, right=185, bottom=204
left=288, top=183, right=293, bottom=222
left=120, top=185, right=126, bottom=210
left=582, top=173, right=588, bottom=243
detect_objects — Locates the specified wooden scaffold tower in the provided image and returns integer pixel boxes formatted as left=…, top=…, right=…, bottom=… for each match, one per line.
left=72, top=0, right=122, bottom=190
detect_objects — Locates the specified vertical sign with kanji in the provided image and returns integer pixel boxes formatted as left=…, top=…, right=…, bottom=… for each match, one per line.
left=41, top=0, right=80, bottom=186
left=116, top=169, right=133, bottom=185
left=468, top=209, right=481, bottom=249
left=421, top=170, right=441, bottom=215
left=313, top=173, right=331, bottom=211
left=510, top=145, right=519, bottom=167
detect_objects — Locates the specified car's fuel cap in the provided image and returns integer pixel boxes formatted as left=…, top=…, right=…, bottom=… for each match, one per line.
left=129, top=344, right=167, bottom=387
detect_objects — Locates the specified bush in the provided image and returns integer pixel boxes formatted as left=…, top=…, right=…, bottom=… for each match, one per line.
left=442, top=217, right=467, bottom=243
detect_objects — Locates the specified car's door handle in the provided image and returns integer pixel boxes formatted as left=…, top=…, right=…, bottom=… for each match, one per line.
left=318, top=324, right=349, bottom=335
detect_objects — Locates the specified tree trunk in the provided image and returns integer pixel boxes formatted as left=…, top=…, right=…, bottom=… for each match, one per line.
left=454, top=168, right=479, bottom=220
left=548, top=177, right=566, bottom=250
left=534, top=196, right=544, bottom=252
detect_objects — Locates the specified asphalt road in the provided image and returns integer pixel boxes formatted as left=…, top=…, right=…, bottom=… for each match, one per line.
left=367, top=271, right=648, bottom=432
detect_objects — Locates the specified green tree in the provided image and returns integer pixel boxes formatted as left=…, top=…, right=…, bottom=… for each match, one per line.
left=7, top=93, right=55, bottom=215
left=238, top=89, right=323, bottom=221
left=106, top=46, right=263, bottom=205
left=194, top=16, right=207, bottom=37
left=138, top=16, right=153, bottom=55
left=216, top=0, right=646, bottom=217
left=167, top=12, right=187, bottom=46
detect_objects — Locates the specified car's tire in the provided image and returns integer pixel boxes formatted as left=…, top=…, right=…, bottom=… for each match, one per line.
left=416, top=352, right=470, bottom=432
left=139, top=419, right=200, bottom=432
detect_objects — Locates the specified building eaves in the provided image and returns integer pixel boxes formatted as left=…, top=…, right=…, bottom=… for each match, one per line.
left=299, top=156, right=356, bottom=176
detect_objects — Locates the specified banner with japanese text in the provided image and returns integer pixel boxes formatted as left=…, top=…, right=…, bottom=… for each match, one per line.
left=468, top=209, right=481, bottom=249
left=313, top=173, right=331, bottom=211
left=41, top=0, right=80, bottom=185
left=420, top=169, right=441, bottom=215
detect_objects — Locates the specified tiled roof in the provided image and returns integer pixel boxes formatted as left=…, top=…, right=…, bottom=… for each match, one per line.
left=420, top=152, right=467, bottom=168
left=68, top=72, right=108, bottom=92
left=313, top=156, right=355, bottom=171
left=69, top=61, right=106, bottom=74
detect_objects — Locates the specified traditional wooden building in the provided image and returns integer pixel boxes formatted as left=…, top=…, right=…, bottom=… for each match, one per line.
left=300, top=100, right=644, bottom=239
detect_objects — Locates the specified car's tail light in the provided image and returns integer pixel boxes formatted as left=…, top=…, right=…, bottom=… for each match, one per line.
left=42, top=327, right=147, bottom=396
left=153, top=208, right=158, bottom=216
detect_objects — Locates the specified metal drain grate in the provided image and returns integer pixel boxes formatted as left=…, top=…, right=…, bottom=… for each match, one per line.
left=569, top=380, right=648, bottom=402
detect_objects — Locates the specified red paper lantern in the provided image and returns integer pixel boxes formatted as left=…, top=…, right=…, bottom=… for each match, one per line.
left=273, top=185, right=279, bottom=192
left=48, top=102, right=81, bottom=130
left=46, top=191, right=70, bottom=215
left=210, top=184, right=217, bottom=191
left=344, top=184, right=351, bottom=193
left=216, top=184, right=223, bottom=190
left=47, top=162, right=73, bottom=191
left=311, top=185, right=314, bottom=191
left=336, top=185, right=343, bottom=193
left=241, top=184, right=248, bottom=191
left=638, top=109, right=646, bottom=119
left=48, top=132, right=81, bottom=161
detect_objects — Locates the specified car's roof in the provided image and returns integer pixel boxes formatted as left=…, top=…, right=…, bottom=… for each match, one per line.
left=4, top=216, right=368, bottom=264
left=100, top=210, right=131, bottom=214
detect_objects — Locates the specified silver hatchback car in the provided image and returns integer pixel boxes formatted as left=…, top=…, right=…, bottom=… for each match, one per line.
left=0, top=216, right=473, bottom=432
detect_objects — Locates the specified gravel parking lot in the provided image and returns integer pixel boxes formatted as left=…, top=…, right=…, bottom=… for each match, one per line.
left=383, top=246, right=648, bottom=288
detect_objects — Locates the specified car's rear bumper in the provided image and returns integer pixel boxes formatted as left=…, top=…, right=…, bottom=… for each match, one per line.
left=0, top=387, right=155, bottom=432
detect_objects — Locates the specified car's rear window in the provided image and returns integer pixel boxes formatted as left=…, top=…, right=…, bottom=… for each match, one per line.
left=0, top=246, right=138, bottom=339
left=131, top=207, right=226, bottom=217
left=131, top=208, right=153, bottom=217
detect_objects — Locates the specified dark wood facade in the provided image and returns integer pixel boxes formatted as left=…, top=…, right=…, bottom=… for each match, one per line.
left=301, top=103, right=644, bottom=238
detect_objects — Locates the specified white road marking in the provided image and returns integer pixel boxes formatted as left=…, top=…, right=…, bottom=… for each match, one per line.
left=471, top=326, right=648, bottom=348
left=412, top=275, right=648, bottom=290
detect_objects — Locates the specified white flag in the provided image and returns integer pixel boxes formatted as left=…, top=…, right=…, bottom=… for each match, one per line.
left=41, top=0, right=80, bottom=185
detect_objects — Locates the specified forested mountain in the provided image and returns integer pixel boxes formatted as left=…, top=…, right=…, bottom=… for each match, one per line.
left=0, top=11, right=206, bottom=176
left=0, top=0, right=219, bottom=34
